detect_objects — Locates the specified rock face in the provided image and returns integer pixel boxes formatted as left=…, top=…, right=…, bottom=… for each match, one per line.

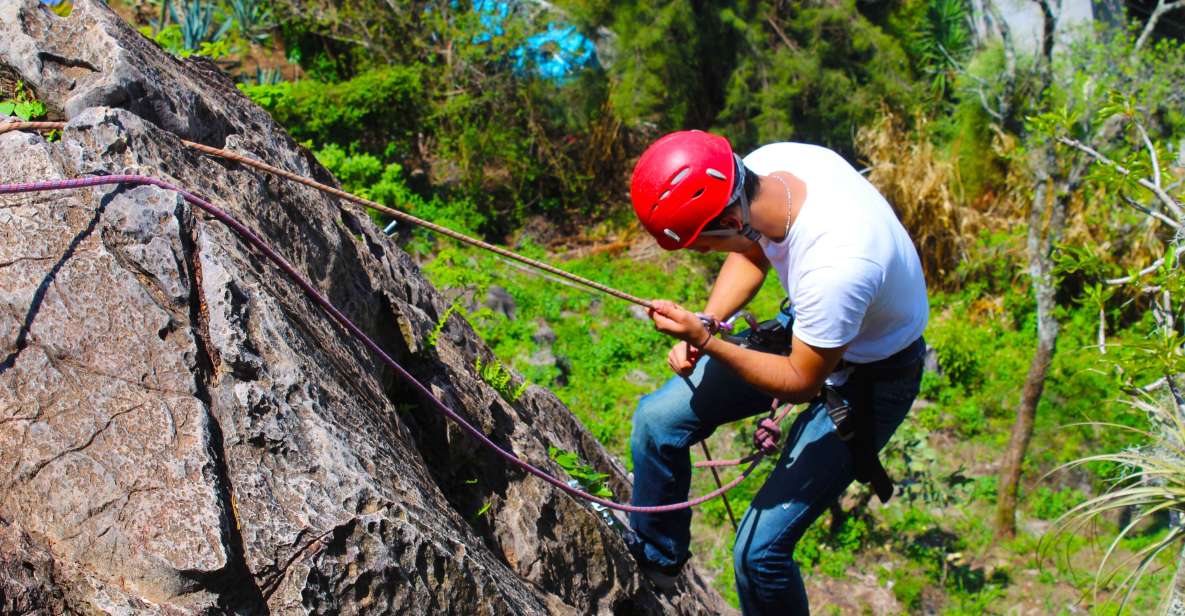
left=0, top=1, right=734, bottom=614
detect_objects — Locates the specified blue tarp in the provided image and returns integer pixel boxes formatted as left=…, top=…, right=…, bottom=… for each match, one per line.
left=472, top=0, right=598, bottom=83
left=518, top=23, right=597, bottom=82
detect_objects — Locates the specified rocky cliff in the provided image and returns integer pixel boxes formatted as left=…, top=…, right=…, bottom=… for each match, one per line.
left=0, top=1, right=733, bottom=613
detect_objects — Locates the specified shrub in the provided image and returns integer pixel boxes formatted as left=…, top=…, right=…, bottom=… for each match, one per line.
left=240, top=67, right=426, bottom=157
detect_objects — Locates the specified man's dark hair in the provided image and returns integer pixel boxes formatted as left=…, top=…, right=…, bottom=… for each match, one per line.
left=742, top=164, right=759, bottom=203
left=704, top=164, right=759, bottom=231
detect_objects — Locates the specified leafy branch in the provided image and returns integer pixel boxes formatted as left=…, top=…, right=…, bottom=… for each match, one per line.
left=548, top=446, right=613, bottom=499
left=0, top=81, right=47, bottom=122
left=475, top=355, right=528, bottom=403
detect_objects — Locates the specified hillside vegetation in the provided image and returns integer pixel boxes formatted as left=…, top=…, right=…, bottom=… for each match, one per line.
left=39, top=0, right=1184, bottom=611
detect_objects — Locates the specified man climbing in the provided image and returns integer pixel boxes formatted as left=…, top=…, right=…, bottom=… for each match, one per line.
left=624, top=130, right=928, bottom=614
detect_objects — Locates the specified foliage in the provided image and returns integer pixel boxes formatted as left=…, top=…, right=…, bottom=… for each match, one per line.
left=549, top=446, right=613, bottom=498
left=427, top=302, right=464, bottom=349
left=1011, top=32, right=1185, bottom=273
left=259, top=0, right=629, bottom=234
left=857, top=110, right=973, bottom=284
left=249, top=67, right=284, bottom=86
left=0, top=81, right=47, bottom=121
left=475, top=354, right=529, bottom=403
left=714, top=0, right=920, bottom=155
left=1048, top=395, right=1185, bottom=612
left=563, top=0, right=925, bottom=155
left=796, top=514, right=869, bottom=578
left=141, top=22, right=233, bottom=59
left=242, top=68, right=425, bottom=157
left=168, top=0, right=233, bottom=51
left=567, top=0, right=738, bottom=130
left=930, top=323, right=983, bottom=392
left=1023, top=30, right=1185, bottom=611
left=904, top=0, right=974, bottom=102
left=1030, top=486, right=1086, bottom=521
left=227, top=0, right=272, bottom=43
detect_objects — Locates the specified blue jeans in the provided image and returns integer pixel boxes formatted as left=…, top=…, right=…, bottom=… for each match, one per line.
left=628, top=352, right=921, bottom=615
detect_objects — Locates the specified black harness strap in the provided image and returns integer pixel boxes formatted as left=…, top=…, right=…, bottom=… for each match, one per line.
left=824, top=338, right=925, bottom=504
left=721, top=304, right=924, bottom=505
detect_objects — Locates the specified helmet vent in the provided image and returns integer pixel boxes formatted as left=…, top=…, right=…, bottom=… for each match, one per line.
left=691, top=188, right=705, bottom=199
left=663, top=229, right=681, bottom=242
left=671, top=167, right=691, bottom=185
left=659, top=190, right=671, bottom=201
left=706, top=168, right=727, bottom=180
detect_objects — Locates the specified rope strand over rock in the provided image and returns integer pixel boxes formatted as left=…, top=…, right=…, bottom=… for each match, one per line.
left=0, top=172, right=773, bottom=514
left=1, top=121, right=655, bottom=309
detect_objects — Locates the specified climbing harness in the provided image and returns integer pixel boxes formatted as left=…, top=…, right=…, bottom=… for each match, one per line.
left=826, top=336, right=926, bottom=504
left=0, top=121, right=776, bottom=518
left=721, top=297, right=925, bottom=505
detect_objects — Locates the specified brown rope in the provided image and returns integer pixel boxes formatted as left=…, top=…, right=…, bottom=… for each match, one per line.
left=0, top=121, right=652, bottom=309
left=184, top=141, right=656, bottom=308
left=1, top=119, right=751, bottom=526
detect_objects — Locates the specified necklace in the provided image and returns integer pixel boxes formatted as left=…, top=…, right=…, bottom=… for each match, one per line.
left=771, top=174, right=793, bottom=241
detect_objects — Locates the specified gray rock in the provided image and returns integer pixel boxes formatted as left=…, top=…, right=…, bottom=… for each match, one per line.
left=525, top=348, right=557, bottom=367
left=485, top=285, right=516, bottom=320
left=625, top=369, right=654, bottom=387
left=0, top=1, right=733, bottom=614
left=532, top=319, right=556, bottom=346
left=924, top=344, right=940, bottom=375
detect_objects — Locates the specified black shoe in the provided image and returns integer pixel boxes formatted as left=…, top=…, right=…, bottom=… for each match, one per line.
left=620, top=527, right=683, bottom=591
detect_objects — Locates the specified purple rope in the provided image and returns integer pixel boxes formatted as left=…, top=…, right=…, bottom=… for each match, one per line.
left=0, top=175, right=765, bottom=513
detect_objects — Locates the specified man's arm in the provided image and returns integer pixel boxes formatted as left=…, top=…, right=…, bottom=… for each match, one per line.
left=665, top=245, right=770, bottom=376
left=699, top=335, right=844, bottom=403
left=649, top=300, right=844, bottom=402
left=702, top=244, right=770, bottom=320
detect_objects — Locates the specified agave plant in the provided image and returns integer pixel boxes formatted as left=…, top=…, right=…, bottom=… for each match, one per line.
left=1048, top=394, right=1185, bottom=613
left=228, top=0, right=273, bottom=44
left=169, top=0, right=232, bottom=51
left=253, top=67, right=283, bottom=85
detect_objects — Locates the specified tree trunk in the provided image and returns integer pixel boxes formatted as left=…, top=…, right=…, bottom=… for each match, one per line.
left=994, top=320, right=1057, bottom=536
left=995, top=147, right=1067, bottom=538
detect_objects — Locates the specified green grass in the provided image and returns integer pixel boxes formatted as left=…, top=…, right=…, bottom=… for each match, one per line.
left=417, top=235, right=1165, bottom=612
left=420, top=243, right=787, bottom=459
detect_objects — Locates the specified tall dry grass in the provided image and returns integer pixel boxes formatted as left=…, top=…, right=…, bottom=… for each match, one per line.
left=856, top=111, right=1025, bottom=287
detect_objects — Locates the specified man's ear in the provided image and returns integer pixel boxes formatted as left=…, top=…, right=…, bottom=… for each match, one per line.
left=719, top=209, right=743, bottom=231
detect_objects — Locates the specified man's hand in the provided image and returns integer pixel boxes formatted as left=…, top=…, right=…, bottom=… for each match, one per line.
left=648, top=300, right=710, bottom=346
left=667, top=341, right=701, bottom=376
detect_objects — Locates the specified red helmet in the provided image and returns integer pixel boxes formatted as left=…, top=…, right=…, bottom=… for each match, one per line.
left=630, top=130, right=745, bottom=251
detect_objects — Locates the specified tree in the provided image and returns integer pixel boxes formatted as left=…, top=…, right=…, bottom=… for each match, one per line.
left=1041, top=93, right=1185, bottom=613
left=257, top=0, right=631, bottom=232
left=963, top=0, right=1083, bottom=538
left=1133, top=0, right=1185, bottom=52
left=713, top=0, right=919, bottom=155
left=960, top=0, right=1185, bottom=536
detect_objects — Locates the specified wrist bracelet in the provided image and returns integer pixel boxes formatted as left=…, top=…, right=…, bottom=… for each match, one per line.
left=692, top=329, right=713, bottom=351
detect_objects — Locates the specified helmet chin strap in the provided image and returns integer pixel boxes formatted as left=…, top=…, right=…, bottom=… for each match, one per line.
left=732, top=155, right=764, bottom=242
left=698, top=155, right=764, bottom=242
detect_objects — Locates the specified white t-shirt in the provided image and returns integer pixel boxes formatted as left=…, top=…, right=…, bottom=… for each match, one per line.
left=745, top=143, right=928, bottom=363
